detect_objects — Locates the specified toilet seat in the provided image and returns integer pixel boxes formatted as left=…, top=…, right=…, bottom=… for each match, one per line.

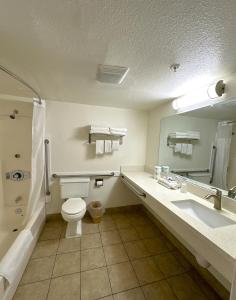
left=62, top=198, right=86, bottom=215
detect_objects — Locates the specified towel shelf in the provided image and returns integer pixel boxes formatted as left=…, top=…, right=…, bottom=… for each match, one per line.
left=88, top=133, right=125, bottom=144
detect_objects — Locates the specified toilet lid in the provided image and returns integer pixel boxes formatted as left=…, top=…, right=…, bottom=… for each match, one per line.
left=62, top=198, right=86, bottom=215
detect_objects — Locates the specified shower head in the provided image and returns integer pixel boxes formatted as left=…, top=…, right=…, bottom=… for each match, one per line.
left=10, top=109, right=18, bottom=119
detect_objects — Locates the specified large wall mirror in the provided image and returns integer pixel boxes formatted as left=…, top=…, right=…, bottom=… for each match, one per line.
left=159, top=99, right=236, bottom=192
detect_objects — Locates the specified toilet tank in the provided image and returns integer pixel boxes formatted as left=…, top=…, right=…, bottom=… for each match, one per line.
left=59, top=177, right=90, bottom=199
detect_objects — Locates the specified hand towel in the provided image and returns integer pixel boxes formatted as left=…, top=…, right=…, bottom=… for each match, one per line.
left=112, top=140, right=119, bottom=151
left=96, top=140, right=104, bottom=155
left=186, top=144, right=193, bottom=155
left=174, top=143, right=182, bottom=153
left=181, top=143, right=188, bottom=154
left=105, top=140, right=112, bottom=153
left=110, top=127, right=127, bottom=136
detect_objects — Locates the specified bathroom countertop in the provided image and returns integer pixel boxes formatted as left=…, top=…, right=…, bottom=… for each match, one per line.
left=121, top=171, right=236, bottom=266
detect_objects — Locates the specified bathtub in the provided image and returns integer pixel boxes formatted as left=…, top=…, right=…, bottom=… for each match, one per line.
left=0, top=201, right=45, bottom=300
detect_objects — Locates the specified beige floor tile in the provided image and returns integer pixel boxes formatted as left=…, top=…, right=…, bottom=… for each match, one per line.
left=142, top=280, right=177, bottom=300
left=99, top=218, right=116, bottom=232
left=57, top=237, right=81, bottom=253
left=172, top=250, right=192, bottom=272
left=13, top=280, right=50, bottom=300
left=108, top=261, right=139, bottom=294
left=113, top=287, right=145, bottom=300
left=32, top=240, right=59, bottom=259
left=154, top=252, right=185, bottom=277
left=21, top=256, right=55, bottom=284
left=82, top=219, right=99, bottom=234
left=104, top=244, right=129, bottom=265
left=47, top=273, right=81, bottom=300
left=81, top=232, right=102, bottom=249
left=101, top=230, right=122, bottom=246
left=81, top=247, right=106, bottom=271
left=119, top=228, right=139, bottom=242
left=142, top=238, right=169, bottom=255
left=40, top=226, right=62, bottom=241
left=135, top=224, right=160, bottom=239
left=132, top=257, right=164, bottom=285
left=81, top=267, right=112, bottom=300
left=129, top=215, right=153, bottom=227
left=168, top=273, right=208, bottom=300
left=53, top=251, right=80, bottom=277
left=189, top=270, right=223, bottom=300
left=124, top=240, right=149, bottom=260
left=114, top=218, right=132, bottom=229
left=97, top=297, right=113, bottom=300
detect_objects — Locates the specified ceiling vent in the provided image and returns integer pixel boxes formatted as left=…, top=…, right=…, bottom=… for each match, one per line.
left=96, top=64, right=129, bottom=84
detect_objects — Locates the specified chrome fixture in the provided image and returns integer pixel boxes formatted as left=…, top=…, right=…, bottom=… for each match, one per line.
left=44, top=139, right=51, bottom=196
left=170, top=63, right=180, bottom=72
left=204, top=188, right=222, bottom=210
left=10, top=109, right=18, bottom=119
left=207, top=80, right=225, bottom=99
left=0, top=64, right=42, bottom=104
left=228, top=186, right=236, bottom=199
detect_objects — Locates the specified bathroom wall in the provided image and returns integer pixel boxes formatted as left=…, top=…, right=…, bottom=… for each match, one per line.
left=46, top=100, right=148, bottom=214
left=0, top=99, right=32, bottom=208
left=228, top=123, right=236, bottom=188
left=145, top=101, right=174, bottom=170
left=159, top=115, right=218, bottom=170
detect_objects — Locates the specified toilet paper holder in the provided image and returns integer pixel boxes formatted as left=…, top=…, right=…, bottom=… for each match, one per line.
left=95, top=178, right=103, bottom=187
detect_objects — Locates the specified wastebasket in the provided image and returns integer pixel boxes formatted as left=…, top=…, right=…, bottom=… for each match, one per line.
left=88, top=201, right=105, bottom=223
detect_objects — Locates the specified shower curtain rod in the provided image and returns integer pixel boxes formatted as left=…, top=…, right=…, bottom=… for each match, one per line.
left=0, top=64, right=42, bottom=104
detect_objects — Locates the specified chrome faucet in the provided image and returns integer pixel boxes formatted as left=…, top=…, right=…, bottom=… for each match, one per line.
left=228, top=186, right=236, bottom=199
left=204, top=188, right=222, bottom=210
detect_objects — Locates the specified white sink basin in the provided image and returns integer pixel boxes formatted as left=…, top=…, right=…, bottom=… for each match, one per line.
left=173, top=199, right=236, bottom=228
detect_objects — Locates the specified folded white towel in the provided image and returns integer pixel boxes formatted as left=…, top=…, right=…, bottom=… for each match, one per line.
left=96, top=140, right=104, bottom=155
left=105, top=140, right=112, bottom=153
left=181, top=143, right=188, bottom=154
left=174, top=143, right=182, bottom=153
left=186, top=144, right=193, bottom=155
left=112, top=140, right=119, bottom=151
left=0, top=229, right=33, bottom=285
left=90, top=126, right=110, bottom=135
left=110, top=127, right=127, bottom=133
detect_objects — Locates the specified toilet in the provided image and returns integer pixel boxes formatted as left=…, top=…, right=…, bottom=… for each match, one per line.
left=60, top=177, right=90, bottom=238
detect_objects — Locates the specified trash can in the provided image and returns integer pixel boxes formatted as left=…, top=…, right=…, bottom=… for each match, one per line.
left=88, top=201, right=105, bottom=223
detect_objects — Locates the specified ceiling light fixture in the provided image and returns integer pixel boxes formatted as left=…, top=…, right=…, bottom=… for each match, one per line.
left=172, top=80, right=226, bottom=112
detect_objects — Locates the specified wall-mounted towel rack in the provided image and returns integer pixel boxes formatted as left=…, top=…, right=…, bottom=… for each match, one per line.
left=88, top=133, right=125, bottom=144
left=53, top=171, right=118, bottom=178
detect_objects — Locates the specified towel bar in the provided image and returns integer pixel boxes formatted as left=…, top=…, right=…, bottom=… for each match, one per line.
left=121, top=176, right=146, bottom=198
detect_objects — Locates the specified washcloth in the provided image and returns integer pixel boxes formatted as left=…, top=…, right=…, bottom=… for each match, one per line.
left=105, top=140, right=112, bottom=153
left=112, top=140, right=119, bottom=151
left=96, top=140, right=104, bottom=155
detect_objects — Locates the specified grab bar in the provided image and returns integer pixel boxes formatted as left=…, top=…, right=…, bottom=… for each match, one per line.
left=121, top=176, right=146, bottom=198
left=53, top=171, right=116, bottom=178
left=44, top=139, right=51, bottom=195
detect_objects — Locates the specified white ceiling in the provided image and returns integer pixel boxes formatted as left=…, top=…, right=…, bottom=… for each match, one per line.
left=1, top=0, right=236, bottom=110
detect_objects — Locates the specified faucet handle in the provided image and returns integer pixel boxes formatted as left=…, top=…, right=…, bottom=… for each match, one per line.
left=211, top=188, right=222, bottom=197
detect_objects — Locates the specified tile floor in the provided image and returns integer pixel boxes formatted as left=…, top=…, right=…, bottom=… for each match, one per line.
left=13, top=209, right=223, bottom=300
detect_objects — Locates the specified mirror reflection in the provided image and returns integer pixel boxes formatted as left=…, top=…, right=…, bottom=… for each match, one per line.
left=159, top=99, right=236, bottom=195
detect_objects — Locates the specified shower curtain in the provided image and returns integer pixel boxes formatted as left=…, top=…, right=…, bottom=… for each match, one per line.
left=212, top=121, right=232, bottom=190
left=25, top=100, right=46, bottom=222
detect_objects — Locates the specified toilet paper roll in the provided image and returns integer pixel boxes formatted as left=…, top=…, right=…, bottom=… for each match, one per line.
left=95, top=180, right=103, bottom=187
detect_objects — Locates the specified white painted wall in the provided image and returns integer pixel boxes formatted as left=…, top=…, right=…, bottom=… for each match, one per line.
left=46, top=100, right=148, bottom=214
left=228, top=123, right=236, bottom=188
left=159, top=115, right=218, bottom=170
left=0, top=99, right=32, bottom=208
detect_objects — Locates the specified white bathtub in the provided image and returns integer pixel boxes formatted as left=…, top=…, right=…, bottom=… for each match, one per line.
left=0, top=201, right=45, bottom=300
